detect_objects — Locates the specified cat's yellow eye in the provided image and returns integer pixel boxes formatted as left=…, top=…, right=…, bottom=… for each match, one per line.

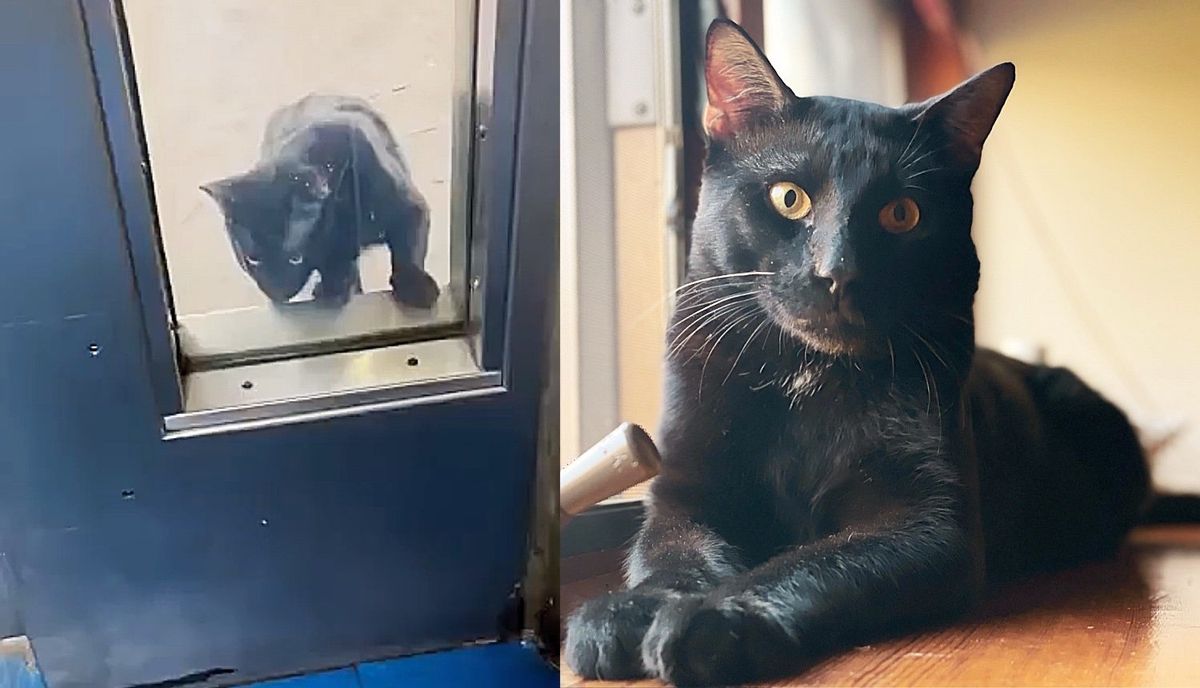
left=879, top=197, right=920, bottom=233
left=768, top=182, right=812, bottom=221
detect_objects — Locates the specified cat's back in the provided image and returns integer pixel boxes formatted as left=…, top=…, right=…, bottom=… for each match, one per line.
left=963, top=348, right=1143, bottom=470
left=964, top=347, right=1149, bottom=579
left=260, top=95, right=405, bottom=166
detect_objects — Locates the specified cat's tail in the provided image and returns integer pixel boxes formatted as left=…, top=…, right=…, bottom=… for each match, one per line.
left=1143, top=494, right=1200, bottom=523
left=1129, top=416, right=1200, bottom=523
left=1133, top=415, right=1186, bottom=464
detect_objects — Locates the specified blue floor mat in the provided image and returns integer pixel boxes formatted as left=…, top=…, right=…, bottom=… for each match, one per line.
left=0, top=638, right=45, bottom=688
left=245, top=643, right=557, bottom=688
left=249, top=668, right=360, bottom=688
left=5, top=641, right=554, bottom=688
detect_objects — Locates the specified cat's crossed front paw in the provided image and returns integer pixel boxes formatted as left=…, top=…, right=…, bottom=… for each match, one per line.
left=565, top=589, right=670, bottom=680
left=644, top=594, right=796, bottom=686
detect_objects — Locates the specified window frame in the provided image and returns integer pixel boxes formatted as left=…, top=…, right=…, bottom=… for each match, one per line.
left=80, top=0, right=522, bottom=436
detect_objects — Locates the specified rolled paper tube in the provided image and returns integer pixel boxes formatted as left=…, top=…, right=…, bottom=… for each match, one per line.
left=560, top=422, right=662, bottom=524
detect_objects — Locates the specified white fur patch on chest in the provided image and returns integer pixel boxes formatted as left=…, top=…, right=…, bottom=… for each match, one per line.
left=783, top=367, right=827, bottom=406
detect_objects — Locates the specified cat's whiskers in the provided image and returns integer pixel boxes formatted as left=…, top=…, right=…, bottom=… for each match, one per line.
left=668, top=291, right=759, bottom=353
left=938, top=311, right=976, bottom=327
left=620, top=272, right=772, bottom=334
left=670, top=305, right=755, bottom=363
left=668, top=295, right=760, bottom=359
left=902, top=323, right=953, bottom=374
left=677, top=302, right=759, bottom=368
left=671, top=270, right=775, bottom=296
left=622, top=278, right=759, bottom=332
left=672, top=291, right=748, bottom=322
left=902, top=314, right=976, bottom=379
left=905, top=166, right=944, bottom=181
left=699, top=307, right=763, bottom=398
left=911, top=344, right=936, bottom=416
left=723, top=316, right=771, bottom=385
left=692, top=303, right=759, bottom=360
left=908, top=343, right=946, bottom=454
left=886, top=336, right=897, bottom=385
left=900, top=145, right=940, bottom=172
left=897, top=121, right=928, bottom=169
left=673, top=280, right=761, bottom=309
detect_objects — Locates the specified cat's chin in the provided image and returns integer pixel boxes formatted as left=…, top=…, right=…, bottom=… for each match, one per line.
left=798, top=328, right=870, bottom=357
left=778, top=316, right=880, bottom=359
left=764, top=299, right=887, bottom=359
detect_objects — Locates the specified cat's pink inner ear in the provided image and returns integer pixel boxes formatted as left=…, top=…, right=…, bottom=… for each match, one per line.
left=704, top=20, right=793, bottom=140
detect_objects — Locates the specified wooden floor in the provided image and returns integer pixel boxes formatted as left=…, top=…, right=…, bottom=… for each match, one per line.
left=561, top=526, right=1200, bottom=687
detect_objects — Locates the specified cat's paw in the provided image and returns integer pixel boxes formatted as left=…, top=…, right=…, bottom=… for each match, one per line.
left=389, top=268, right=440, bottom=309
left=644, top=595, right=794, bottom=686
left=564, top=589, right=669, bottom=680
left=313, top=281, right=354, bottom=308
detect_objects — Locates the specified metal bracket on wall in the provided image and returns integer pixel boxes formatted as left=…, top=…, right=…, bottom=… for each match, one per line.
left=605, top=0, right=659, bottom=127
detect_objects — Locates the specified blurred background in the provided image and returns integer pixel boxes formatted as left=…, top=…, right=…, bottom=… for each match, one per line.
left=561, top=0, right=1199, bottom=499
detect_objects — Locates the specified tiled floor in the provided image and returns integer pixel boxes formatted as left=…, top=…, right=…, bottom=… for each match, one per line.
left=562, top=526, right=1200, bottom=687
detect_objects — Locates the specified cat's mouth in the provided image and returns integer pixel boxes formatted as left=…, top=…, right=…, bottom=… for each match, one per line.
left=763, top=297, right=878, bottom=357
left=794, top=317, right=873, bottom=356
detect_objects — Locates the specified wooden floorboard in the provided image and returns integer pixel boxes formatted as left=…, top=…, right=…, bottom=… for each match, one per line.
left=561, top=525, right=1200, bottom=687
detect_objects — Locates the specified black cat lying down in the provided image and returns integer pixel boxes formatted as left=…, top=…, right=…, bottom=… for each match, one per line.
left=202, top=94, right=439, bottom=308
left=565, top=20, right=1149, bottom=686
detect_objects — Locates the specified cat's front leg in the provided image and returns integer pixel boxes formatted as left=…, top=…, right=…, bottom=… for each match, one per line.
left=642, top=592, right=792, bottom=685
left=313, top=263, right=361, bottom=307
left=384, top=199, right=440, bottom=309
left=565, top=588, right=689, bottom=680
left=565, top=505, right=744, bottom=680
left=646, top=471, right=976, bottom=686
left=389, top=264, right=439, bottom=309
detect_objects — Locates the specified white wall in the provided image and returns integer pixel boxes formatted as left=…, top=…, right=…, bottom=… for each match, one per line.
left=966, top=0, right=1200, bottom=492
left=124, top=1, right=462, bottom=318
left=764, top=0, right=906, bottom=105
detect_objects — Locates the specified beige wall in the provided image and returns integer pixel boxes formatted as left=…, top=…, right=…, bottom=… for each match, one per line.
left=123, top=1, right=462, bottom=318
left=614, top=127, right=669, bottom=439
left=966, top=0, right=1200, bottom=492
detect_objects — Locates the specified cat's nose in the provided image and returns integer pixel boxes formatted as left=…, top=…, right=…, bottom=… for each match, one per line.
left=813, top=261, right=859, bottom=299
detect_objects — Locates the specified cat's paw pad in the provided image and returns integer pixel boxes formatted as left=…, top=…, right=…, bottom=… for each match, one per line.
left=564, top=590, right=665, bottom=680
left=647, top=597, right=791, bottom=686
left=390, top=269, right=440, bottom=309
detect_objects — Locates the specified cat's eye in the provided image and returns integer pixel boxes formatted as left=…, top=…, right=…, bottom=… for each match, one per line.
left=288, top=254, right=304, bottom=266
left=768, top=182, right=812, bottom=221
left=879, top=197, right=920, bottom=233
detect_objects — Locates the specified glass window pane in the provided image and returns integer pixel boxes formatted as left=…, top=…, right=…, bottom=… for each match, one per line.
left=121, top=0, right=472, bottom=365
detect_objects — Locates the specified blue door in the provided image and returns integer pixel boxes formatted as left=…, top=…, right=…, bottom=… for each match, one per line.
left=0, top=0, right=556, bottom=685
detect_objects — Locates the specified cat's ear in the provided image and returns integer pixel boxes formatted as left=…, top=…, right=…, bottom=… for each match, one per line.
left=200, top=177, right=236, bottom=207
left=703, top=19, right=795, bottom=141
left=912, top=63, right=1015, bottom=167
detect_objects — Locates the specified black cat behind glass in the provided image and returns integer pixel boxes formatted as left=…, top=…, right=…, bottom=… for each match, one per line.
left=201, top=94, right=439, bottom=309
left=565, top=19, right=1149, bottom=686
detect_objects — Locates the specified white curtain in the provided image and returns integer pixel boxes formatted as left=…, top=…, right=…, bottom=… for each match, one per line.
left=763, top=0, right=906, bottom=106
